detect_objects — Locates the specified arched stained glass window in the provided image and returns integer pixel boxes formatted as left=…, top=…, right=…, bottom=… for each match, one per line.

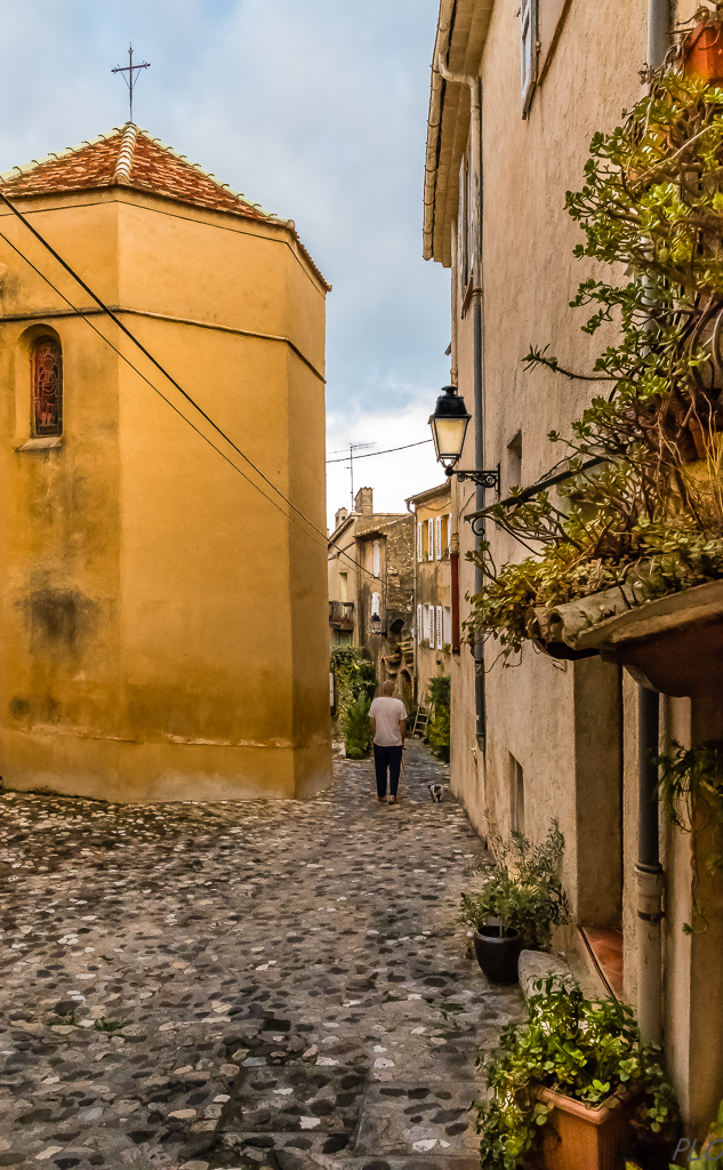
left=32, top=336, right=63, bottom=436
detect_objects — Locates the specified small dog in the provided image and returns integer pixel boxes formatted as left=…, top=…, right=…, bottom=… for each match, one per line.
left=428, top=782, right=446, bottom=803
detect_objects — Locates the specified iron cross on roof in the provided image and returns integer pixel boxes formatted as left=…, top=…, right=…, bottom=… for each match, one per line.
left=112, top=45, right=151, bottom=124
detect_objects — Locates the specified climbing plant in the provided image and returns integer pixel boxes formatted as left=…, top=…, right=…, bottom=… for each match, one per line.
left=468, top=60, right=723, bottom=655
left=329, top=645, right=376, bottom=728
left=654, top=738, right=723, bottom=932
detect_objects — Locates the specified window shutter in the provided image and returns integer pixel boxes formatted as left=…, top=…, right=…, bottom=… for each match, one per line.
left=417, top=522, right=423, bottom=562
left=447, top=513, right=453, bottom=553
left=435, top=516, right=442, bottom=559
left=436, top=605, right=443, bottom=650
left=373, top=540, right=380, bottom=577
left=520, top=0, right=538, bottom=116
left=417, top=604, right=422, bottom=643
left=428, top=604, right=435, bottom=645
left=427, top=518, right=434, bottom=560
left=443, top=607, right=452, bottom=646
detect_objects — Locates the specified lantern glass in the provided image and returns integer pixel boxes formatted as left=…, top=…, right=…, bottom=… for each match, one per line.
left=428, top=386, right=471, bottom=468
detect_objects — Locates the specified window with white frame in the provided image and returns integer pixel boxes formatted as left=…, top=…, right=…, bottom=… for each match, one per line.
left=435, top=515, right=442, bottom=560
left=373, top=539, right=380, bottom=577
left=416, top=603, right=423, bottom=643
left=436, top=605, right=443, bottom=650
left=371, top=591, right=380, bottom=618
left=521, top=0, right=538, bottom=116
left=443, top=607, right=452, bottom=647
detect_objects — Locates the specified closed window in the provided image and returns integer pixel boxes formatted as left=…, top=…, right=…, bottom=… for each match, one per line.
left=417, top=521, right=424, bottom=562
left=31, top=335, right=63, bottom=437
left=436, top=605, right=443, bottom=650
left=427, top=604, right=435, bottom=645
left=447, top=512, right=453, bottom=554
left=521, top=0, right=538, bottom=116
left=417, top=603, right=423, bottom=643
left=371, top=591, right=380, bottom=618
left=373, top=540, right=381, bottom=577
left=435, top=516, right=442, bottom=560
left=443, top=607, right=452, bottom=647
left=427, top=518, right=434, bottom=560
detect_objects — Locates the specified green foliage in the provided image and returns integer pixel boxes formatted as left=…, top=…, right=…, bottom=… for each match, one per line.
left=459, top=822, right=569, bottom=948
left=468, top=66, right=723, bottom=657
left=475, top=977, right=679, bottom=1170
left=344, top=694, right=372, bottom=759
left=426, top=674, right=451, bottom=761
left=330, top=645, right=376, bottom=729
left=654, top=739, right=723, bottom=932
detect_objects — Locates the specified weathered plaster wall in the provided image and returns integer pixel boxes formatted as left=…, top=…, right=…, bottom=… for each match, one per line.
left=0, top=188, right=330, bottom=800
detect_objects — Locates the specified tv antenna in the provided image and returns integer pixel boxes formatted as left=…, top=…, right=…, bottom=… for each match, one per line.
left=346, top=442, right=376, bottom=510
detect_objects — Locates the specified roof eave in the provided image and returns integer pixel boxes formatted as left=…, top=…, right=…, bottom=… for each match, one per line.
left=423, top=0, right=496, bottom=267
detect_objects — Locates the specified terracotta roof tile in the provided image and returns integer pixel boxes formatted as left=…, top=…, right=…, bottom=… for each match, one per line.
left=0, top=124, right=330, bottom=289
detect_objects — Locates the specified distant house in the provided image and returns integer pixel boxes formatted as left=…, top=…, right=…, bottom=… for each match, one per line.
left=407, top=482, right=454, bottom=708
left=328, top=487, right=415, bottom=704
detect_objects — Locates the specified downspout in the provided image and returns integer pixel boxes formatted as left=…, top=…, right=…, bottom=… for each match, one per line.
left=436, top=55, right=486, bottom=745
left=636, top=685, right=663, bottom=1043
left=634, top=0, right=670, bottom=1046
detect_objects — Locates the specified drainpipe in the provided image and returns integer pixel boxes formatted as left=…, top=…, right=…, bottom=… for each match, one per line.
left=633, top=0, right=670, bottom=1048
left=636, top=684, right=664, bottom=1043
left=436, top=55, right=487, bottom=745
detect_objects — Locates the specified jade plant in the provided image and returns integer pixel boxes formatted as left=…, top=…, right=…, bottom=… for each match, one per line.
left=467, top=60, right=723, bottom=657
left=475, top=976, right=679, bottom=1170
left=459, top=821, right=570, bottom=948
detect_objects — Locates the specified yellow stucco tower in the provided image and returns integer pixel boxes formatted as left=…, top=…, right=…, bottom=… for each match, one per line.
left=0, top=124, right=331, bottom=800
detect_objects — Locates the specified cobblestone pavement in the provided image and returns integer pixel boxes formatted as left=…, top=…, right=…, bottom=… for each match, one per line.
left=0, top=740, right=522, bottom=1170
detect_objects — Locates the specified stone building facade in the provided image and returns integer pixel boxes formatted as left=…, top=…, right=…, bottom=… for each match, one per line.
left=0, top=123, right=331, bottom=801
left=423, top=0, right=722, bottom=1133
left=407, top=481, right=453, bottom=708
left=328, top=488, right=415, bottom=703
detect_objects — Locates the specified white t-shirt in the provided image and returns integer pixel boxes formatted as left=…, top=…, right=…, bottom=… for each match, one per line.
left=369, top=696, right=407, bottom=747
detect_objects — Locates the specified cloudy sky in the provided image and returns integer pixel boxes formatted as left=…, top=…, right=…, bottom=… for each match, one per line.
left=0, top=0, right=450, bottom=528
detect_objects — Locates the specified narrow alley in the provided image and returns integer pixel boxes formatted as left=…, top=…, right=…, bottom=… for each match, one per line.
left=0, top=743, right=521, bottom=1170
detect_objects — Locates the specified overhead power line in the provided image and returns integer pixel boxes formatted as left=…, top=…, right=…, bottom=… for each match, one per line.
left=326, top=438, right=433, bottom=464
left=0, top=190, right=377, bottom=581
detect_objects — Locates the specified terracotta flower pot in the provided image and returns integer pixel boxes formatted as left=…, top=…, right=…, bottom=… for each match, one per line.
left=684, top=21, right=723, bottom=84
left=535, top=1085, right=634, bottom=1170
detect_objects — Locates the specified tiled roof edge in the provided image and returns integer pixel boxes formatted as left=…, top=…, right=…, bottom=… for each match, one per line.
left=0, top=126, right=124, bottom=186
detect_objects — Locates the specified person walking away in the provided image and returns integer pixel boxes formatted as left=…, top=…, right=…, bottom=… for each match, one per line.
left=369, top=681, right=406, bottom=805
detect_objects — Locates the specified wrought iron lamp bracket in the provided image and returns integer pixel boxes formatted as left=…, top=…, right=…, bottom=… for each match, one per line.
left=447, top=463, right=500, bottom=493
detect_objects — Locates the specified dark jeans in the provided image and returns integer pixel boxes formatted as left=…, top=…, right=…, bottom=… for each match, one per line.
left=373, top=744, right=403, bottom=798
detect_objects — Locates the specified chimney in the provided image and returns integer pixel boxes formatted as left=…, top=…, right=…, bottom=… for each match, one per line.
left=354, top=486, right=373, bottom=515
left=334, top=506, right=349, bottom=529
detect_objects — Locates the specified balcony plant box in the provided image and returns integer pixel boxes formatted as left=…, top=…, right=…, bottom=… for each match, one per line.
left=535, top=1085, right=635, bottom=1170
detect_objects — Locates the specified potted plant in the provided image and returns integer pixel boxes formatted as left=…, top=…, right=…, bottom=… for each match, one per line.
left=475, top=977, right=678, bottom=1170
left=459, top=822, right=570, bottom=984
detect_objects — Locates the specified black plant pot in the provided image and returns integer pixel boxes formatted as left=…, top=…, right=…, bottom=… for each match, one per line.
left=473, top=922, right=523, bottom=984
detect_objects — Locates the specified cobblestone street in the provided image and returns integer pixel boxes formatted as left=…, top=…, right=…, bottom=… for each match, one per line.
left=0, top=741, right=521, bottom=1170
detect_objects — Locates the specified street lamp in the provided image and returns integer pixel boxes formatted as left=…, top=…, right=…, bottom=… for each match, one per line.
left=428, top=385, right=500, bottom=492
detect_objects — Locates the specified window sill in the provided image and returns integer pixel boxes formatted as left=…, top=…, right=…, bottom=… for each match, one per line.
left=16, top=436, right=64, bottom=452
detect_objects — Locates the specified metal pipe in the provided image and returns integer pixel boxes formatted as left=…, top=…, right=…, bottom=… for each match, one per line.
left=633, top=0, right=670, bottom=1049
left=436, top=55, right=486, bottom=745
left=635, top=683, right=664, bottom=1044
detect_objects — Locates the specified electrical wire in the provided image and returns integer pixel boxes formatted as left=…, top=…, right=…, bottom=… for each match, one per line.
left=326, top=438, right=433, bottom=463
left=0, top=194, right=378, bottom=581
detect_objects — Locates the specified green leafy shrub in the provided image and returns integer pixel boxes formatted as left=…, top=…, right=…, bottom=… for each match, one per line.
left=426, top=674, right=450, bottom=761
left=344, top=694, right=372, bottom=759
left=475, top=977, right=679, bottom=1170
left=330, top=645, right=376, bottom=729
left=459, top=822, right=569, bottom=948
